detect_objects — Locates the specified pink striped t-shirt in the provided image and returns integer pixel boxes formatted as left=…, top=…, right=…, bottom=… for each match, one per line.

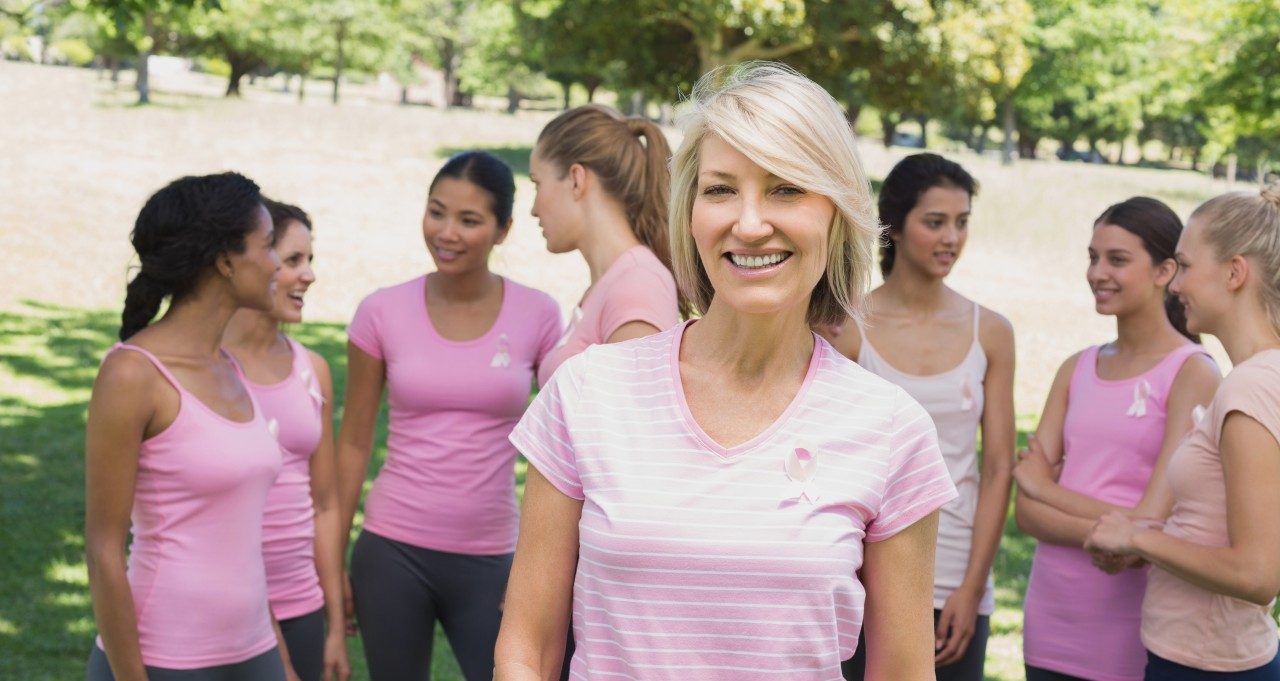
left=510, top=321, right=958, bottom=680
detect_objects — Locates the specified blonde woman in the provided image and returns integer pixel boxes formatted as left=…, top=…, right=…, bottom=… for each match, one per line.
left=496, top=62, right=956, bottom=681
left=1086, top=183, right=1280, bottom=679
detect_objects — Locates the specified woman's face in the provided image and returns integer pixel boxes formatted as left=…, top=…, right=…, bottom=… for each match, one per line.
left=1087, top=223, right=1169, bottom=317
left=226, top=204, right=280, bottom=312
left=1170, top=215, right=1231, bottom=335
left=529, top=147, right=583, bottom=254
left=891, top=184, right=970, bottom=279
left=268, top=220, right=314, bottom=324
left=690, top=134, right=834, bottom=319
left=422, top=177, right=508, bottom=276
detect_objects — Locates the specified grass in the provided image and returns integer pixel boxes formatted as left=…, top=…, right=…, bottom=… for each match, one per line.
left=2, top=301, right=1031, bottom=679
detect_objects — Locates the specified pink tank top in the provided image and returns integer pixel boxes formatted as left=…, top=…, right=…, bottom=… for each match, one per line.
left=1023, top=342, right=1208, bottom=681
left=855, top=303, right=994, bottom=615
left=94, top=344, right=282, bottom=669
left=242, top=337, right=326, bottom=621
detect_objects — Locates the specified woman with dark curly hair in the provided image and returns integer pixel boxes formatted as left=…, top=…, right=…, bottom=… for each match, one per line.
left=84, top=172, right=293, bottom=680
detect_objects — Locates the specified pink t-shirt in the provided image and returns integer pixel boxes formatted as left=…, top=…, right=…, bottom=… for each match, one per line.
left=243, top=337, right=326, bottom=621
left=95, top=345, right=281, bottom=668
left=1023, top=343, right=1207, bottom=681
left=509, top=321, right=958, bottom=680
left=348, top=275, right=562, bottom=555
left=537, top=245, right=679, bottom=387
left=1142, top=349, right=1280, bottom=672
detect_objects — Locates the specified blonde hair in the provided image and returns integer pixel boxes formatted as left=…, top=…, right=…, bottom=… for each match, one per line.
left=1191, top=181, right=1280, bottom=336
left=668, top=62, right=879, bottom=326
left=536, top=104, right=690, bottom=316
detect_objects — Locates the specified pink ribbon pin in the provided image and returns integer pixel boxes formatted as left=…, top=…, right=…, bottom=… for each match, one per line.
left=1126, top=379, right=1152, bottom=418
left=960, top=376, right=975, bottom=411
left=783, top=447, right=821, bottom=504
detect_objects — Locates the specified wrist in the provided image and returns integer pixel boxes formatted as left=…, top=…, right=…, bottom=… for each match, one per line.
left=1129, top=526, right=1160, bottom=558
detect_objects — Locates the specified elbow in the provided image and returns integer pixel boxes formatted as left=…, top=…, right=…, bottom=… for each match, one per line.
left=1242, top=571, right=1280, bottom=607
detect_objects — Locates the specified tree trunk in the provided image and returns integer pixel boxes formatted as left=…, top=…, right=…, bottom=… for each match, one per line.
left=109, top=56, right=121, bottom=83
left=880, top=113, right=897, bottom=148
left=584, top=81, right=599, bottom=103
left=1227, top=154, right=1238, bottom=184
left=560, top=79, right=572, bottom=110
left=1191, top=146, right=1201, bottom=172
left=506, top=85, right=521, bottom=114
left=1116, top=138, right=1127, bottom=166
left=1000, top=95, right=1015, bottom=165
left=440, top=38, right=456, bottom=109
left=977, top=125, right=991, bottom=154
left=136, top=50, right=151, bottom=104
left=298, top=73, right=306, bottom=102
left=225, top=58, right=252, bottom=97
left=332, top=18, right=347, bottom=105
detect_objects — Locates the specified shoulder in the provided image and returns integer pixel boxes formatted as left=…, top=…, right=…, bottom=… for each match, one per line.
left=977, top=304, right=1014, bottom=342
left=302, top=346, right=333, bottom=382
left=1220, top=351, right=1280, bottom=399
left=1170, top=348, right=1221, bottom=389
left=357, top=276, right=423, bottom=310
left=504, top=278, right=562, bottom=317
left=96, top=347, right=162, bottom=393
left=617, top=247, right=677, bottom=289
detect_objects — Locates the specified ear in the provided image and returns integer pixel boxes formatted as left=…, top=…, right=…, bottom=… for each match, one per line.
left=1226, top=254, right=1250, bottom=292
left=1153, top=257, right=1177, bottom=288
left=568, top=163, right=589, bottom=201
left=215, top=251, right=234, bottom=279
left=888, top=226, right=902, bottom=244
left=494, top=219, right=513, bottom=246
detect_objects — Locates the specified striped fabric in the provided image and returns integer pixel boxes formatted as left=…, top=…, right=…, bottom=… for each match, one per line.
left=510, top=321, right=957, bottom=680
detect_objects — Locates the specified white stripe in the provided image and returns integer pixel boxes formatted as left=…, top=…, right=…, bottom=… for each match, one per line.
left=578, top=555, right=840, bottom=579
left=579, top=524, right=858, bottom=548
left=582, top=507, right=864, bottom=533
left=580, top=537, right=858, bottom=566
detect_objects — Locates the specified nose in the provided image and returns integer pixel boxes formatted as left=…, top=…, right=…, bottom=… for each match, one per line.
left=732, top=194, right=773, bottom=242
left=300, top=262, right=316, bottom=284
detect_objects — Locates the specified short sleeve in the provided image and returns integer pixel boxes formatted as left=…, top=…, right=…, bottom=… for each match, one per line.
left=347, top=292, right=384, bottom=360
left=865, top=390, right=958, bottom=542
left=598, top=265, right=678, bottom=341
left=534, top=294, right=564, bottom=366
left=1213, top=364, right=1280, bottom=447
left=511, top=355, right=584, bottom=500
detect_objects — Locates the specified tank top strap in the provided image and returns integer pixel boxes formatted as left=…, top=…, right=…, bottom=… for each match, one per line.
left=1150, top=342, right=1214, bottom=390
left=1069, top=345, right=1103, bottom=390
left=971, top=301, right=981, bottom=345
left=287, top=336, right=326, bottom=409
left=110, top=343, right=185, bottom=394
left=850, top=315, right=874, bottom=365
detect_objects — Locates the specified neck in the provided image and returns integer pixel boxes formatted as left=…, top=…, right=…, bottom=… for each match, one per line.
left=223, top=308, right=283, bottom=353
left=578, top=197, right=642, bottom=283
left=1214, top=309, right=1280, bottom=365
left=880, top=265, right=948, bottom=314
left=429, top=268, right=499, bottom=303
left=683, top=299, right=814, bottom=382
left=1113, top=299, right=1181, bottom=354
left=154, top=288, right=241, bottom=357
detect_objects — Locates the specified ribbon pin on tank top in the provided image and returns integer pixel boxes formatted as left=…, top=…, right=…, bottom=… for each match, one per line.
left=1126, top=379, right=1153, bottom=418
left=490, top=333, right=511, bottom=368
left=783, top=447, right=821, bottom=505
left=960, top=375, right=975, bottom=412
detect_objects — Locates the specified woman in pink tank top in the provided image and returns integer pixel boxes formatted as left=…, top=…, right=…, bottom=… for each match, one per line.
left=223, top=200, right=349, bottom=681
left=530, top=104, right=684, bottom=387
left=1014, top=197, right=1220, bottom=681
left=336, top=152, right=562, bottom=681
left=821, top=154, right=1016, bottom=681
left=1086, top=184, right=1280, bottom=679
left=85, top=173, right=294, bottom=680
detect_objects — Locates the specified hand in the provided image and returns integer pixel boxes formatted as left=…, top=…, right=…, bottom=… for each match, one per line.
left=934, top=588, right=980, bottom=667
left=1087, top=547, right=1140, bottom=574
left=1085, top=511, right=1141, bottom=557
left=342, top=571, right=357, bottom=636
left=322, top=631, right=351, bottom=681
left=285, top=665, right=303, bottom=681
left=1013, top=440, right=1055, bottom=500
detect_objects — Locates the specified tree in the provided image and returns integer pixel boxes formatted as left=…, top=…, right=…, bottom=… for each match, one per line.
left=79, top=0, right=208, bottom=104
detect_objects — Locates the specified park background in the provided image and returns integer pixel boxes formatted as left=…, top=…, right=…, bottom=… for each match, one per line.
left=2, top=0, right=1278, bottom=678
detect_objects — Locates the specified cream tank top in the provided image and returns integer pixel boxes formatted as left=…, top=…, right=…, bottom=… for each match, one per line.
left=855, top=303, right=994, bottom=614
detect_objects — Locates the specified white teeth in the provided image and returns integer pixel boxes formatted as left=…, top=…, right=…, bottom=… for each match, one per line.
left=730, top=253, right=787, bottom=268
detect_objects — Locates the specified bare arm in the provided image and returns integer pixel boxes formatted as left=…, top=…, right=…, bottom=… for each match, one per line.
left=494, top=467, right=582, bottom=680
left=84, top=353, right=156, bottom=681
left=334, top=343, right=386, bottom=554
left=1013, top=353, right=1078, bottom=543
left=935, top=312, right=1015, bottom=665
left=306, top=351, right=351, bottom=681
left=1132, top=355, right=1221, bottom=519
left=862, top=512, right=941, bottom=681
left=1089, top=412, right=1280, bottom=605
left=604, top=320, right=660, bottom=344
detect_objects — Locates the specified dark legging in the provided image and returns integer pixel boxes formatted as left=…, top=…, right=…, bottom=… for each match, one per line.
left=842, top=609, right=990, bottom=681
left=86, top=646, right=285, bottom=681
left=279, top=607, right=326, bottom=681
left=1025, top=665, right=1091, bottom=681
left=1145, top=650, right=1280, bottom=680
left=349, top=530, right=512, bottom=681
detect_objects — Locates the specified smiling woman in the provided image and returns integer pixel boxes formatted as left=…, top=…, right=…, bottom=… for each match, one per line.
left=495, top=62, right=958, bottom=681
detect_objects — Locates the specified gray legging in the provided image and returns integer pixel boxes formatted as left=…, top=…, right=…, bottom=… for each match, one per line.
left=349, top=530, right=512, bottom=681
left=279, top=607, right=326, bottom=681
left=86, top=646, right=285, bottom=681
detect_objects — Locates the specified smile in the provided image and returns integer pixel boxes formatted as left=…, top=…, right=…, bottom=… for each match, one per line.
left=727, top=252, right=791, bottom=269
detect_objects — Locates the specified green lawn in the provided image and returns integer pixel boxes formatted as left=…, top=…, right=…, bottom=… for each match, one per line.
left=0, top=301, right=1031, bottom=680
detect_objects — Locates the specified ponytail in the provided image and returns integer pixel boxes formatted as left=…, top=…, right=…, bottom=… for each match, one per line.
left=120, top=271, right=167, bottom=341
left=624, top=116, right=677, bottom=306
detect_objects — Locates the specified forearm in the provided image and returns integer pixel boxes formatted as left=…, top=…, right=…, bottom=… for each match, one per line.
left=1015, top=494, right=1094, bottom=546
left=87, top=550, right=148, bottom=681
left=1037, top=481, right=1132, bottom=520
left=334, top=441, right=372, bottom=553
left=313, top=504, right=346, bottom=632
left=959, top=471, right=1011, bottom=593
left=1132, top=529, right=1278, bottom=606
left=271, top=612, right=295, bottom=672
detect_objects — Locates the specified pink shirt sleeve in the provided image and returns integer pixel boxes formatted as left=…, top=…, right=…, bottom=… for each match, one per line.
left=346, top=292, right=384, bottom=360
left=597, top=267, right=678, bottom=341
left=510, top=354, right=584, bottom=500
left=1213, top=366, right=1280, bottom=446
left=865, top=391, right=957, bottom=542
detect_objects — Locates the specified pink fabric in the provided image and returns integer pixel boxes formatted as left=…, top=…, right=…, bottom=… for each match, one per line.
left=243, top=337, right=326, bottom=620
left=509, top=321, right=958, bottom=680
left=1023, top=343, right=1208, bottom=681
left=348, top=275, right=562, bottom=554
left=537, top=245, right=679, bottom=387
left=95, top=344, right=281, bottom=668
left=1142, top=349, right=1280, bottom=672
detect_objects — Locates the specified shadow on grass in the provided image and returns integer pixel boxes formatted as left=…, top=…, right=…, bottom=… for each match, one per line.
left=436, top=144, right=533, bottom=178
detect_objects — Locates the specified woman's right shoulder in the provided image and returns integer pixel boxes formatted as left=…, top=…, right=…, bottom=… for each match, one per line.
left=96, top=346, right=162, bottom=395
left=359, top=275, right=423, bottom=305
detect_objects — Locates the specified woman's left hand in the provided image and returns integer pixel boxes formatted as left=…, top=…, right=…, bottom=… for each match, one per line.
left=1086, top=511, right=1140, bottom=557
left=934, top=587, right=980, bottom=666
left=323, top=630, right=351, bottom=681
left=1013, top=437, right=1055, bottom=500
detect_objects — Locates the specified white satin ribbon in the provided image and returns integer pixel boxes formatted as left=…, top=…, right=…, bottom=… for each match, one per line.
left=783, top=447, right=821, bottom=504
left=1126, top=379, right=1152, bottom=418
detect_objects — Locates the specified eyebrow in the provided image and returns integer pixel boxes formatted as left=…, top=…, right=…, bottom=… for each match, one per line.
left=698, top=169, right=786, bottom=182
left=922, top=211, right=970, bottom=217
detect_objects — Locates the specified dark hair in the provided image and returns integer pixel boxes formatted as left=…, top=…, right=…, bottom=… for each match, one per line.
left=264, top=198, right=312, bottom=240
left=120, top=172, right=264, bottom=341
left=877, top=153, right=978, bottom=277
left=429, top=151, right=516, bottom=227
left=1094, top=197, right=1197, bottom=342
